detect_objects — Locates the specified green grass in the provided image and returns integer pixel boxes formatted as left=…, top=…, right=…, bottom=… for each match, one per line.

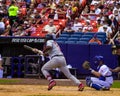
left=0, top=79, right=20, bottom=84
left=0, top=79, right=119, bottom=88
left=112, top=81, right=120, bottom=88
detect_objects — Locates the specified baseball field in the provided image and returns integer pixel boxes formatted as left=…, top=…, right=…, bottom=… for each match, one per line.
left=0, top=78, right=120, bottom=96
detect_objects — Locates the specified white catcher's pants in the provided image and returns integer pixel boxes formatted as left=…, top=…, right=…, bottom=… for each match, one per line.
left=0, top=69, right=3, bottom=78
left=91, top=77, right=112, bottom=88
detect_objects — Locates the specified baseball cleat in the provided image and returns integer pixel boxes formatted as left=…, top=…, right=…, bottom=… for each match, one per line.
left=48, top=81, right=56, bottom=90
left=101, top=87, right=110, bottom=91
left=78, top=83, right=84, bottom=91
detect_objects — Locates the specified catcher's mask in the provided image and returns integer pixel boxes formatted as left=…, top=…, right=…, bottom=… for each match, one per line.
left=45, top=34, right=54, bottom=41
left=93, top=55, right=104, bottom=66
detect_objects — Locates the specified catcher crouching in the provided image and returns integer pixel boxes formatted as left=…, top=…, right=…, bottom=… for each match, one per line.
left=82, top=55, right=113, bottom=90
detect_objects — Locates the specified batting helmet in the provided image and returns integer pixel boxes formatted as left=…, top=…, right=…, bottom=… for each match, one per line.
left=93, top=55, right=104, bottom=66
left=45, top=34, right=54, bottom=40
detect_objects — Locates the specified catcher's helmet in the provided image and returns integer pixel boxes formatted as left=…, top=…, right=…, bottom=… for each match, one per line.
left=93, top=55, right=104, bottom=65
left=45, top=34, right=54, bottom=40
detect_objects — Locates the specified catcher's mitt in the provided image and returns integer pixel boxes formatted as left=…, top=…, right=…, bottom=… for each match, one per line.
left=82, top=61, right=91, bottom=70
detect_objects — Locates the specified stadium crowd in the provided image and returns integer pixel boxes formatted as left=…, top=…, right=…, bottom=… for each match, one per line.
left=0, top=0, right=119, bottom=44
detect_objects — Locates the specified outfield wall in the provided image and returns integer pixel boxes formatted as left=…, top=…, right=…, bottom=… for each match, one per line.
left=0, top=37, right=118, bottom=79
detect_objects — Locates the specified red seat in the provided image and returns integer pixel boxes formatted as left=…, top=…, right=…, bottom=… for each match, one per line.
left=41, top=32, right=47, bottom=37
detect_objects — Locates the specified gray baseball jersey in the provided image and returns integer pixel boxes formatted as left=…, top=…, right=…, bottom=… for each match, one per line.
left=41, top=40, right=81, bottom=85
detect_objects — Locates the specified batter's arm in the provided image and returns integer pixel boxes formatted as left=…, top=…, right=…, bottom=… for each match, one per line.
left=43, top=46, right=52, bottom=56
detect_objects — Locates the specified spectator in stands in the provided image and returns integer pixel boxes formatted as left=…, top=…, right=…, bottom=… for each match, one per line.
left=1, top=24, right=11, bottom=36
left=64, top=23, right=74, bottom=33
left=25, top=19, right=37, bottom=36
left=96, top=13, right=105, bottom=25
left=81, top=4, right=90, bottom=14
left=0, top=0, right=118, bottom=38
left=71, top=2, right=79, bottom=20
left=66, top=6, right=72, bottom=21
left=0, top=54, right=3, bottom=78
left=71, top=17, right=82, bottom=32
left=82, top=20, right=93, bottom=33
left=0, top=2, right=8, bottom=18
left=89, top=34, right=102, bottom=45
left=13, top=26, right=27, bottom=36
left=0, top=18, right=5, bottom=35
left=8, top=1, right=19, bottom=27
left=112, top=8, right=119, bottom=33
left=91, top=0, right=101, bottom=5
left=48, top=9, right=56, bottom=19
left=39, top=9, right=47, bottom=23
left=96, top=18, right=102, bottom=29
left=48, top=0, right=57, bottom=10
left=98, top=22, right=113, bottom=38
left=10, top=21, right=20, bottom=35
left=35, top=11, right=43, bottom=24
left=109, top=14, right=119, bottom=35
left=42, top=19, right=57, bottom=35
left=94, top=3, right=102, bottom=15
left=104, top=15, right=112, bottom=27
left=37, top=2, right=44, bottom=9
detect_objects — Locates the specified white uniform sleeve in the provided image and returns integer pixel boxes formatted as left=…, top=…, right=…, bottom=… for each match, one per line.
left=98, top=65, right=110, bottom=76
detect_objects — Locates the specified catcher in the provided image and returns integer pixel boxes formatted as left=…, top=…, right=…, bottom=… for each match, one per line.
left=82, top=55, right=113, bottom=90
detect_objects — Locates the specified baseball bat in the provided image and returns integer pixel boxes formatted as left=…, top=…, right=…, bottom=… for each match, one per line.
left=24, top=45, right=43, bottom=55
left=24, top=45, right=33, bottom=51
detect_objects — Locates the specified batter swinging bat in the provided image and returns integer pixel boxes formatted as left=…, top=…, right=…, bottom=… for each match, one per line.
left=24, top=45, right=43, bottom=55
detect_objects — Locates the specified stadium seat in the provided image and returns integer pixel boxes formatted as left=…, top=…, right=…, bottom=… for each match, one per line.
left=76, top=41, right=88, bottom=45
left=79, top=38, right=91, bottom=42
left=96, top=32, right=106, bottom=37
left=64, top=41, right=76, bottom=44
left=57, top=37, right=68, bottom=41
left=81, top=35, right=93, bottom=39
left=56, top=40, right=65, bottom=44
left=97, top=35, right=106, bottom=38
left=68, top=37, right=79, bottom=41
left=59, top=34, right=71, bottom=38
left=84, top=32, right=95, bottom=36
left=96, top=32, right=106, bottom=44
left=97, top=37, right=106, bottom=44
left=70, top=34, right=82, bottom=38
left=61, top=32, right=68, bottom=34
left=73, top=32, right=84, bottom=35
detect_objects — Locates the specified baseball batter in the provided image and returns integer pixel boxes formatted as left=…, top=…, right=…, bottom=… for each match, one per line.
left=86, top=55, right=113, bottom=90
left=33, top=34, right=84, bottom=91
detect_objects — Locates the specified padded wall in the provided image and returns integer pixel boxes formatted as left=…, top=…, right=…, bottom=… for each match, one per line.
left=58, top=44, right=118, bottom=76
left=61, top=44, right=90, bottom=75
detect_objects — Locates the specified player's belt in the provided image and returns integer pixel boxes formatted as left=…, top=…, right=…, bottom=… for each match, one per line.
left=105, top=75, right=112, bottom=77
left=51, top=55, right=64, bottom=59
